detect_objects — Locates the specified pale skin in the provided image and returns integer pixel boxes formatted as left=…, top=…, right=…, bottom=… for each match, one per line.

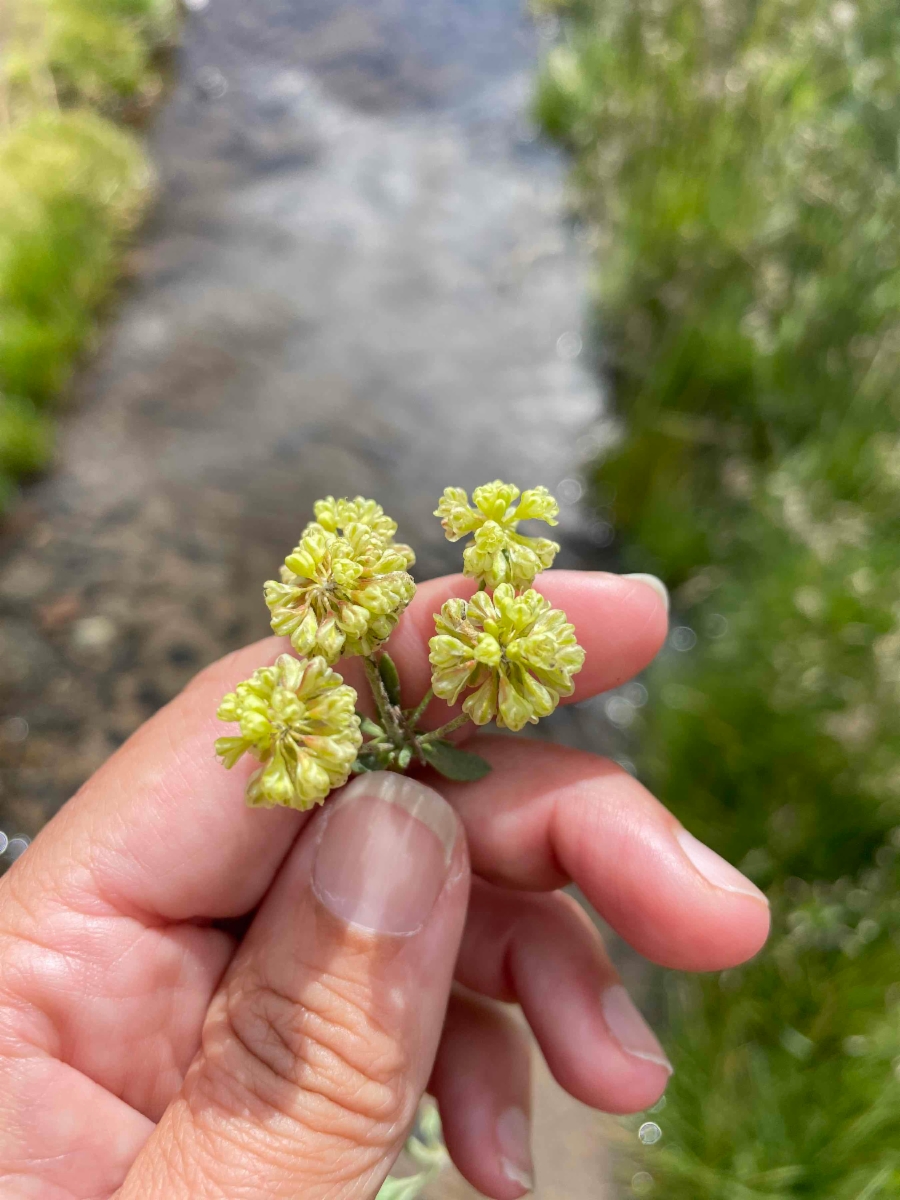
left=0, top=572, right=770, bottom=1199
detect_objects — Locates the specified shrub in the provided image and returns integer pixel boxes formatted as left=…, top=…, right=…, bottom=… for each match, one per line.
left=0, top=0, right=177, bottom=509
left=537, top=0, right=900, bottom=1193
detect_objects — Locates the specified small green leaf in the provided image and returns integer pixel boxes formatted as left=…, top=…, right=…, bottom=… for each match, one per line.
left=352, top=746, right=393, bottom=773
left=378, top=652, right=402, bottom=706
left=420, top=739, right=492, bottom=781
left=360, top=716, right=385, bottom=740
left=396, top=744, right=413, bottom=770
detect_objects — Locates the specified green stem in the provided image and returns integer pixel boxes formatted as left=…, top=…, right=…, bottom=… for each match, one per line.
left=418, top=711, right=472, bottom=744
left=407, top=686, right=434, bottom=729
left=363, top=655, right=400, bottom=739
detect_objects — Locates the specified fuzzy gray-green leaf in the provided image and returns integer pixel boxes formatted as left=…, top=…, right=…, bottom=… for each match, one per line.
left=378, top=652, right=402, bottom=706
left=420, top=739, right=491, bottom=781
left=360, top=716, right=386, bottom=740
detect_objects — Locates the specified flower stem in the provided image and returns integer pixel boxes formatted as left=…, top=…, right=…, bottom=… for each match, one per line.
left=418, top=711, right=472, bottom=744
left=407, top=686, right=434, bottom=729
left=363, top=655, right=401, bottom=740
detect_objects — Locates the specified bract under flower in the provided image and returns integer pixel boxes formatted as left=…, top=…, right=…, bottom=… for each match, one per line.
left=428, top=584, right=585, bottom=731
left=265, top=522, right=416, bottom=663
left=215, top=653, right=361, bottom=809
left=434, top=481, right=560, bottom=589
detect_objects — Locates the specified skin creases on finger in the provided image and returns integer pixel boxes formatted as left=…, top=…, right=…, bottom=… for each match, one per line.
left=117, top=774, right=471, bottom=1200
left=0, top=1049, right=154, bottom=1199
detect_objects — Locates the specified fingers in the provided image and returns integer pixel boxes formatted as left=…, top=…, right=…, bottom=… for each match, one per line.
left=431, top=881, right=673, bottom=1198
left=0, top=1049, right=153, bottom=1199
left=438, top=739, right=770, bottom=971
left=0, top=566, right=666, bottom=1131
left=118, top=773, right=470, bottom=1200
left=8, top=635, right=303, bottom=925
left=456, top=881, right=670, bottom=1115
left=11, top=569, right=663, bottom=929
left=429, top=991, right=534, bottom=1200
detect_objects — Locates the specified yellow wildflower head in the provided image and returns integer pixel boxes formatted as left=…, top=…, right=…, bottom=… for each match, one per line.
left=265, top=520, right=416, bottom=664
left=429, top=583, right=585, bottom=731
left=310, top=495, right=415, bottom=568
left=435, top=481, right=560, bottom=589
left=215, top=653, right=362, bottom=810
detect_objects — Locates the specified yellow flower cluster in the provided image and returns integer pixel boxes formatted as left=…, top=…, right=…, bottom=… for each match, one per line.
left=216, top=484, right=585, bottom=805
left=218, top=496, right=415, bottom=808
left=430, top=482, right=583, bottom=727
left=435, top=480, right=560, bottom=590
left=265, top=521, right=415, bottom=664
left=310, top=495, right=413, bottom=555
left=215, top=654, right=362, bottom=809
left=429, top=583, right=585, bottom=731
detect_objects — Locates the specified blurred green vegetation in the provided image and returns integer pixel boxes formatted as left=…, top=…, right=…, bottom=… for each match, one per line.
left=537, top=0, right=900, bottom=1193
left=0, top=0, right=177, bottom=510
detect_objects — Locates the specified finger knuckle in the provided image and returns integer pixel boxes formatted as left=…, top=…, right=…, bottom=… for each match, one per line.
left=195, top=966, right=413, bottom=1152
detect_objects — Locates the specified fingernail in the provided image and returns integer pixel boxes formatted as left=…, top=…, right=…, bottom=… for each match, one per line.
left=622, top=573, right=670, bottom=613
left=496, top=1106, right=534, bottom=1194
left=676, top=829, right=769, bottom=905
left=312, top=772, right=459, bottom=936
left=601, top=985, right=672, bottom=1074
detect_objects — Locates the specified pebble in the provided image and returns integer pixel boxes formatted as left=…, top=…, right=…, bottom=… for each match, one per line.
left=71, top=616, right=117, bottom=652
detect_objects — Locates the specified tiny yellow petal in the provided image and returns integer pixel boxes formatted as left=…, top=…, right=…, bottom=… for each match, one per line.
left=497, top=676, right=535, bottom=732
left=463, top=675, right=499, bottom=725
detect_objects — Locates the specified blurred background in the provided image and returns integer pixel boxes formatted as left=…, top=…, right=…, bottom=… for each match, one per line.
left=3, top=0, right=900, bottom=1196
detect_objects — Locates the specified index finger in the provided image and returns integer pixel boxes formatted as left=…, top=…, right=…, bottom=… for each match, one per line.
left=4, top=570, right=666, bottom=925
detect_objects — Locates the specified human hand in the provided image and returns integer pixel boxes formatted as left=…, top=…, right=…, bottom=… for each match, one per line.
left=0, top=572, right=769, bottom=1199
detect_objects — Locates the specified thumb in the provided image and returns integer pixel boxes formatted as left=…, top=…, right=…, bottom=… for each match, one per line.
left=119, top=773, right=469, bottom=1200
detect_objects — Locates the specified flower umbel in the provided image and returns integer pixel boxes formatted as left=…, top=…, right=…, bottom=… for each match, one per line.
left=265, top=517, right=416, bottom=664
left=310, top=495, right=416, bottom=567
left=429, top=584, right=585, bottom=731
left=215, top=653, right=362, bottom=809
left=217, top=485, right=583, bottom=796
left=435, top=481, right=560, bottom=589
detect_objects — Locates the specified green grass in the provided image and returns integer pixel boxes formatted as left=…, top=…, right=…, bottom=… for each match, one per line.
left=0, top=0, right=177, bottom=508
left=536, top=0, right=900, bottom=1193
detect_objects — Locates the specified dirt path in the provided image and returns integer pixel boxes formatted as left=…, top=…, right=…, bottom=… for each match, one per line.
left=0, top=1, right=628, bottom=1192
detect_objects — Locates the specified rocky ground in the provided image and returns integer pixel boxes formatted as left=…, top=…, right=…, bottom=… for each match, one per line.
left=0, top=0, right=645, bottom=1192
